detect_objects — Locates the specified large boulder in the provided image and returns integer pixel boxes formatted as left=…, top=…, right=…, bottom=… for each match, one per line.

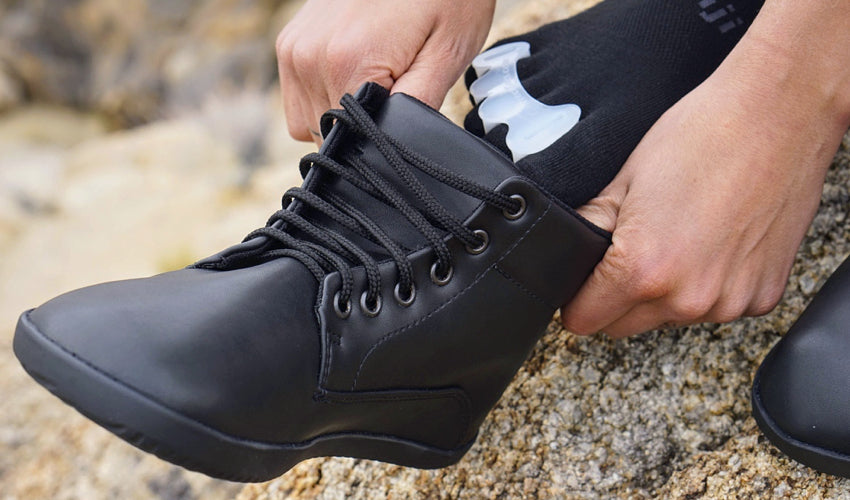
left=0, top=0, right=300, bottom=126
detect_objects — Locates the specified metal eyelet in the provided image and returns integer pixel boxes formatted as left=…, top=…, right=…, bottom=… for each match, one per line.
left=333, top=291, right=351, bottom=319
left=360, top=291, right=382, bottom=317
left=430, top=261, right=453, bottom=286
left=502, top=194, right=527, bottom=220
left=394, top=282, right=416, bottom=307
left=465, top=229, right=489, bottom=255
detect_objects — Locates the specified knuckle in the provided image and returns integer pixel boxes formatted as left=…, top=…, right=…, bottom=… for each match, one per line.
left=275, top=30, right=289, bottom=56
left=561, top=315, right=595, bottom=336
left=287, top=127, right=310, bottom=142
left=710, top=299, right=748, bottom=324
left=286, top=41, right=318, bottom=75
left=324, top=41, right=354, bottom=69
left=285, top=115, right=309, bottom=141
left=623, top=260, right=672, bottom=301
left=749, top=286, right=785, bottom=317
left=275, top=30, right=297, bottom=65
left=598, top=245, right=670, bottom=301
left=670, top=293, right=715, bottom=321
left=747, top=302, right=775, bottom=317
left=604, top=240, right=675, bottom=302
left=286, top=124, right=310, bottom=141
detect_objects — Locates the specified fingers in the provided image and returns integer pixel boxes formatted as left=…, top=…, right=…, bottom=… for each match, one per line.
left=277, top=0, right=496, bottom=142
left=561, top=262, right=720, bottom=338
left=596, top=288, right=727, bottom=338
left=560, top=175, right=633, bottom=333
left=277, top=29, right=317, bottom=142
left=278, top=34, right=397, bottom=144
left=276, top=12, right=351, bottom=143
left=563, top=176, right=747, bottom=337
left=391, top=64, right=451, bottom=111
left=575, top=186, right=622, bottom=234
left=560, top=242, right=674, bottom=337
left=391, top=37, right=465, bottom=111
left=281, top=81, right=322, bottom=144
left=596, top=301, right=673, bottom=338
left=561, top=253, right=788, bottom=338
left=303, top=84, right=331, bottom=147
left=275, top=0, right=409, bottom=143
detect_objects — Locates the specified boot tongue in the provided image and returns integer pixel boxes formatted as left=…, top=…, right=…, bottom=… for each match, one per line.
left=307, top=83, right=520, bottom=256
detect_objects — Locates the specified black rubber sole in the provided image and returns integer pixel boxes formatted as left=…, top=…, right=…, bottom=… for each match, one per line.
left=13, top=311, right=474, bottom=482
left=752, top=368, right=850, bottom=479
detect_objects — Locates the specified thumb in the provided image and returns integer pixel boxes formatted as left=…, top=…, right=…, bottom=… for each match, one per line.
left=390, top=43, right=467, bottom=111
left=559, top=173, right=630, bottom=334
left=575, top=173, right=628, bottom=233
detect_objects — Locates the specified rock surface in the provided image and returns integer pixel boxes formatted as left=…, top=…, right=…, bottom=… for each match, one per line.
left=0, top=0, right=303, bottom=126
left=2, top=0, right=850, bottom=499
left=0, top=98, right=313, bottom=499
left=237, top=137, right=850, bottom=499
left=238, top=1, right=850, bottom=499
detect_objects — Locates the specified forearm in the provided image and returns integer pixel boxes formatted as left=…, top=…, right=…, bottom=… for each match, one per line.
left=731, top=0, right=850, bottom=132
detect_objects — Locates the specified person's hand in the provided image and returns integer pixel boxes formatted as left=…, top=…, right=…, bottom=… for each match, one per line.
left=561, top=38, right=850, bottom=338
left=276, top=0, right=495, bottom=144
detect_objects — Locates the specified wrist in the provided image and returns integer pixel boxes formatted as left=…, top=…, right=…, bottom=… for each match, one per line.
left=692, top=34, right=845, bottom=179
left=734, top=0, right=850, bottom=130
left=710, top=35, right=850, bottom=148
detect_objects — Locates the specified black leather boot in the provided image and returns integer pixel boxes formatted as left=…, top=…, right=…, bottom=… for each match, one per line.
left=753, top=256, right=850, bottom=478
left=14, top=83, right=610, bottom=482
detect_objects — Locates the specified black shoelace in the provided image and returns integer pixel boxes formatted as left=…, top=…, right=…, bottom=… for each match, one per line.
left=238, top=94, right=523, bottom=317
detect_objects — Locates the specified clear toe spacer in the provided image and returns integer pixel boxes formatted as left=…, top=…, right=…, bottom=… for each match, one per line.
left=469, top=41, right=582, bottom=162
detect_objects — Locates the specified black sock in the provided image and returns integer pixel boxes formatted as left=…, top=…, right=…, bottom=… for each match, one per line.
left=465, top=0, right=763, bottom=208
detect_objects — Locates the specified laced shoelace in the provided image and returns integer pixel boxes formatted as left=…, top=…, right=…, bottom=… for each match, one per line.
left=240, top=93, right=524, bottom=317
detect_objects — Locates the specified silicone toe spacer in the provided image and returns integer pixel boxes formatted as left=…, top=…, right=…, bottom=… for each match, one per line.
left=470, top=41, right=581, bottom=162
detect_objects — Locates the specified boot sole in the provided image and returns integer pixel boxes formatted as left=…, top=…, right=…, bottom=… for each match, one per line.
left=752, top=367, right=850, bottom=479
left=13, top=310, right=475, bottom=482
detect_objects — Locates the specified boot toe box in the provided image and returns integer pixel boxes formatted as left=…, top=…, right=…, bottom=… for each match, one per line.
left=756, top=325, right=850, bottom=454
left=16, top=259, right=322, bottom=443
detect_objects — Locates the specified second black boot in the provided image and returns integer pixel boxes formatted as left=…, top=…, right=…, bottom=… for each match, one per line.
left=754, top=255, right=850, bottom=479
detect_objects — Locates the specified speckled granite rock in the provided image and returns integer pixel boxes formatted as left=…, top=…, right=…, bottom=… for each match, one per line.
left=657, top=420, right=850, bottom=499
left=238, top=1, right=850, bottom=499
